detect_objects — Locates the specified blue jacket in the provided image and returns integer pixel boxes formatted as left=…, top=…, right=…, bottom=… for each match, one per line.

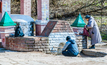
left=62, top=39, right=79, bottom=56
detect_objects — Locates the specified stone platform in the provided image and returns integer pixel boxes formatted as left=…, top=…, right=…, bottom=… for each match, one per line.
left=5, top=36, right=50, bottom=53
left=82, top=49, right=107, bottom=57
left=5, top=35, right=87, bottom=54
left=4, top=20, right=87, bottom=54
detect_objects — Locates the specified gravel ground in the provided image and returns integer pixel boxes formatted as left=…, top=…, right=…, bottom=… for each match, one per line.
left=0, top=48, right=107, bottom=65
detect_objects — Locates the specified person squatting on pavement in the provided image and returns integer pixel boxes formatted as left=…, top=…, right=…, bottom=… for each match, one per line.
left=62, top=36, right=79, bottom=56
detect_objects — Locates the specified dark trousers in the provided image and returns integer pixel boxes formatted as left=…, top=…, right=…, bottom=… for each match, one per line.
left=62, top=51, right=77, bottom=56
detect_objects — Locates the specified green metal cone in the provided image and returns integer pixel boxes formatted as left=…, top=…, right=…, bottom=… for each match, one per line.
left=0, top=12, right=16, bottom=26
left=71, top=14, right=86, bottom=27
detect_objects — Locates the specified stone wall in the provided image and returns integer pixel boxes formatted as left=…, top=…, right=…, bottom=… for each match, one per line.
left=4, top=20, right=87, bottom=54
left=76, top=35, right=88, bottom=52
left=6, top=37, right=35, bottom=51
left=5, top=35, right=87, bottom=54
left=5, top=37, right=50, bottom=53
left=48, top=33, right=76, bottom=52
left=40, top=20, right=76, bottom=53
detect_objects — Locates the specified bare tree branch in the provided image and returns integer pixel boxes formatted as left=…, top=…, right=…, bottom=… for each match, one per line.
left=87, top=6, right=107, bottom=13
left=74, top=0, right=103, bottom=12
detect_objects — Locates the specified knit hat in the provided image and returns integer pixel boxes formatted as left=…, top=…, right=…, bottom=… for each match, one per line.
left=66, top=36, right=71, bottom=40
left=85, top=15, right=91, bottom=19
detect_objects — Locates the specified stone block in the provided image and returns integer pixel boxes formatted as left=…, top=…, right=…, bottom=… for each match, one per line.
left=40, top=37, right=48, bottom=41
left=35, top=46, right=41, bottom=48
left=41, top=43, right=49, bottom=46
left=43, top=48, right=50, bottom=51
left=76, top=36, right=83, bottom=40
left=78, top=47, right=83, bottom=53
left=77, top=42, right=82, bottom=44
left=35, top=46, right=39, bottom=48
left=29, top=38, right=35, bottom=41
left=39, top=49, right=43, bottom=52
left=40, top=46, right=45, bottom=49
left=35, top=41, right=39, bottom=44
left=34, top=49, right=39, bottom=51
left=25, top=40, right=35, bottom=44
left=78, top=44, right=82, bottom=47
left=43, top=50, right=51, bottom=54
left=27, top=46, right=34, bottom=49
left=44, top=46, right=50, bottom=49
left=34, top=37, right=41, bottom=41
left=41, top=41, right=47, bottom=43
left=26, top=43, right=35, bottom=46
left=37, top=43, right=42, bottom=46
left=22, top=49, right=29, bottom=52
left=82, top=49, right=107, bottom=57
left=28, top=49, right=34, bottom=51
left=21, top=49, right=29, bottom=52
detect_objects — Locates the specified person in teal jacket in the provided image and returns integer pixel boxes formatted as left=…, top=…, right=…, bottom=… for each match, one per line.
left=62, top=36, right=79, bottom=56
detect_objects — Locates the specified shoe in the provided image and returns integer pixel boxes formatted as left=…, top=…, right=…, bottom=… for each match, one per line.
left=89, top=45, right=95, bottom=49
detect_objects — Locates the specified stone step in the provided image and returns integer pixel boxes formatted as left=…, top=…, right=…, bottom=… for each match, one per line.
left=88, top=40, right=107, bottom=47
left=82, top=49, right=107, bottom=57
left=95, top=43, right=107, bottom=47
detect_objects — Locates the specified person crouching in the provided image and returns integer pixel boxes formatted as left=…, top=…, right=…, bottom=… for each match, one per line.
left=62, top=36, right=79, bottom=56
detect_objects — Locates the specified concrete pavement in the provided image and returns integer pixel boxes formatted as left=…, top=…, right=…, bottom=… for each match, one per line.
left=0, top=48, right=107, bottom=65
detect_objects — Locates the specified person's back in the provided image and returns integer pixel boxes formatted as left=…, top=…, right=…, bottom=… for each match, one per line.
left=66, top=40, right=79, bottom=56
left=62, top=36, right=79, bottom=56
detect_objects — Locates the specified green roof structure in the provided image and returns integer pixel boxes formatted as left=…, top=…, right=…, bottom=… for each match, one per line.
left=71, top=14, right=86, bottom=27
left=0, top=12, right=16, bottom=26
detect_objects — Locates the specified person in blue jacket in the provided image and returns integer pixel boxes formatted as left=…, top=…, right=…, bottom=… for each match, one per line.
left=62, top=36, right=79, bottom=56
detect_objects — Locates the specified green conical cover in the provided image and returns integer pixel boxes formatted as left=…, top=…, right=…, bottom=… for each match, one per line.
left=71, top=14, right=86, bottom=27
left=0, top=12, right=16, bottom=26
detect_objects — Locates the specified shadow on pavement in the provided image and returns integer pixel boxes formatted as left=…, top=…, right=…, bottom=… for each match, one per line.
left=0, top=48, right=18, bottom=53
left=79, top=52, right=107, bottom=58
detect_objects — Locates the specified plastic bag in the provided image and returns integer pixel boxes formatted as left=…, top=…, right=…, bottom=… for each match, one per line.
left=83, top=27, right=89, bottom=37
